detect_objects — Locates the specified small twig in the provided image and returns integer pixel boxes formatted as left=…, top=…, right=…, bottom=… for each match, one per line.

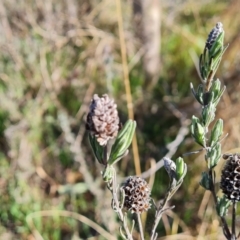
left=150, top=193, right=170, bottom=240
left=183, top=148, right=204, bottom=156
left=137, top=213, right=144, bottom=240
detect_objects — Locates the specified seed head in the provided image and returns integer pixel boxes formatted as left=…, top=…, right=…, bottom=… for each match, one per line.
left=205, top=22, right=223, bottom=50
left=220, top=153, right=240, bottom=202
left=122, top=176, right=151, bottom=214
left=86, top=94, right=120, bottom=146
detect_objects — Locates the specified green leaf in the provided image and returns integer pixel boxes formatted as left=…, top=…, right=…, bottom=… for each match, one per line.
left=216, top=196, right=231, bottom=217
left=108, top=120, right=136, bottom=165
left=201, top=102, right=215, bottom=127
left=176, top=157, right=187, bottom=181
left=190, top=83, right=205, bottom=105
left=206, top=143, right=221, bottom=169
left=191, top=116, right=206, bottom=147
left=207, top=79, right=226, bottom=106
left=199, top=172, right=211, bottom=190
left=88, top=134, right=104, bottom=164
left=210, top=79, right=221, bottom=95
left=209, top=119, right=223, bottom=147
left=209, top=31, right=224, bottom=57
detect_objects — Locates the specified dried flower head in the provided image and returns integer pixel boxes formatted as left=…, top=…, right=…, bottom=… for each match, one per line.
left=220, top=153, right=240, bottom=202
left=86, top=94, right=120, bottom=146
left=122, top=176, right=151, bottom=214
left=205, top=22, right=223, bottom=50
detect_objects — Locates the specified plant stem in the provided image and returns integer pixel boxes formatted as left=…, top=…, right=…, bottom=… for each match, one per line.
left=137, top=213, right=144, bottom=240
left=209, top=169, right=231, bottom=239
left=111, top=169, right=133, bottom=240
left=150, top=194, right=169, bottom=240
left=231, top=201, right=236, bottom=240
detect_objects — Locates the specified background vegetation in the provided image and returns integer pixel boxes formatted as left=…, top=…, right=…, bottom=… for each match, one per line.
left=0, top=0, right=240, bottom=239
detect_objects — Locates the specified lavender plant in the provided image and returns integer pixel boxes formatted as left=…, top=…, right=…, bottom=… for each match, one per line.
left=190, top=22, right=240, bottom=239
left=86, top=94, right=187, bottom=239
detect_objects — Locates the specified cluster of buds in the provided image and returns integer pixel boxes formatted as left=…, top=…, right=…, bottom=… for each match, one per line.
left=191, top=22, right=240, bottom=240
left=205, top=22, right=223, bottom=51
left=199, top=22, right=228, bottom=87
left=220, top=153, right=240, bottom=202
left=163, top=157, right=187, bottom=197
left=191, top=23, right=227, bottom=175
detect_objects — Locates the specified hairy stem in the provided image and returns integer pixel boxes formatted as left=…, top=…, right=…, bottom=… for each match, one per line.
left=111, top=169, right=133, bottom=240
left=150, top=193, right=169, bottom=240
left=137, top=213, right=144, bottom=240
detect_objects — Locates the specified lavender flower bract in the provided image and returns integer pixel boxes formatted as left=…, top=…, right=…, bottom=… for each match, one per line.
left=86, top=94, right=120, bottom=146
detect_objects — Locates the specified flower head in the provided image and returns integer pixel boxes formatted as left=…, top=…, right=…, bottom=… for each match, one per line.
left=86, top=94, right=120, bottom=146
left=122, top=176, right=151, bottom=214
left=220, top=153, right=240, bottom=202
left=205, top=22, right=223, bottom=50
